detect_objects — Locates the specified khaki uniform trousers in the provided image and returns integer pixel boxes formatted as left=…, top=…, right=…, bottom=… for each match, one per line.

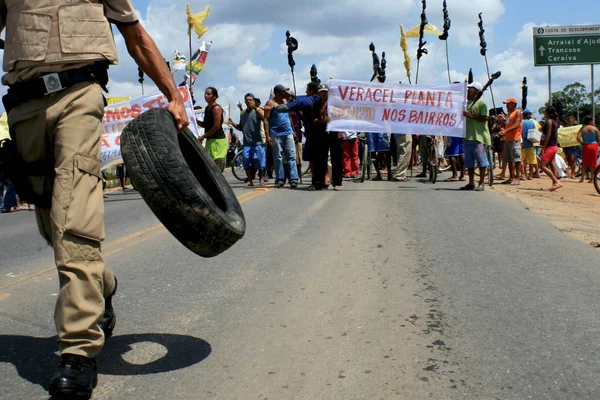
left=393, top=134, right=413, bottom=179
left=8, top=81, right=115, bottom=358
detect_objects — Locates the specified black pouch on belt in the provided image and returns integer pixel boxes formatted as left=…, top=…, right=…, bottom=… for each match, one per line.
left=0, top=139, right=54, bottom=208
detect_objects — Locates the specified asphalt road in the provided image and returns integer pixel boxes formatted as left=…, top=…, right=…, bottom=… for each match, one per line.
left=1, top=172, right=599, bottom=399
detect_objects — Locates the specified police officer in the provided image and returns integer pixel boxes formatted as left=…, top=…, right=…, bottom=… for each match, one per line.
left=0, top=1, right=189, bottom=398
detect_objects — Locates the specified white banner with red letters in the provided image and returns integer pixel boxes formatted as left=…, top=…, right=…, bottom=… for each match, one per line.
left=327, top=80, right=467, bottom=137
left=100, top=87, right=199, bottom=169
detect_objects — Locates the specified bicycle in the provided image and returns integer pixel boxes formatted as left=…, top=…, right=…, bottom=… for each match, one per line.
left=358, top=132, right=372, bottom=182
left=230, top=149, right=245, bottom=181
left=473, top=137, right=496, bottom=187
left=594, top=161, right=600, bottom=195
left=426, top=136, right=438, bottom=184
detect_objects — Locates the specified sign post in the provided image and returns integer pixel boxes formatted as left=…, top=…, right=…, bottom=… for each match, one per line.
left=533, top=25, right=600, bottom=67
left=593, top=65, right=596, bottom=124
left=534, top=25, right=600, bottom=112
left=548, top=66, right=552, bottom=104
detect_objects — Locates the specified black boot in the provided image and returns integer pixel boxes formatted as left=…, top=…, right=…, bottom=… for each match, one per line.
left=49, top=354, right=97, bottom=399
left=98, top=277, right=117, bottom=337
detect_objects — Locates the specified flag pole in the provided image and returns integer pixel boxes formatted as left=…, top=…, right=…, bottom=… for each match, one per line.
left=415, top=0, right=429, bottom=85
left=478, top=13, right=496, bottom=110
left=285, top=31, right=299, bottom=95
left=188, top=33, right=193, bottom=96
left=439, top=0, right=452, bottom=84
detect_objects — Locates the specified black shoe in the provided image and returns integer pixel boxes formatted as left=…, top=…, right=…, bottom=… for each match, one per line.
left=290, top=181, right=298, bottom=188
left=415, top=172, right=427, bottom=178
left=372, top=175, right=383, bottom=181
left=98, top=277, right=117, bottom=338
left=49, top=354, right=97, bottom=399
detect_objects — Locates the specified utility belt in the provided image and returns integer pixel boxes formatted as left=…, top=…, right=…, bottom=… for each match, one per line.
left=0, top=61, right=109, bottom=207
left=2, top=61, right=109, bottom=113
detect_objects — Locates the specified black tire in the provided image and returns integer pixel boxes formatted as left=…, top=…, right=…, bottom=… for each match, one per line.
left=439, top=157, right=452, bottom=172
left=487, top=147, right=494, bottom=187
left=429, top=148, right=438, bottom=184
left=231, top=152, right=245, bottom=182
left=120, top=108, right=246, bottom=258
left=302, top=164, right=311, bottom=177
left=594, top=166, right=600, bottom=195
left=361, top=143, right=369, bottom=182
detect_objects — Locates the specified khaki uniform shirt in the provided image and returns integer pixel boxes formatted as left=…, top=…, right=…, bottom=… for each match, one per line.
left=0, top=0, right=138, bottom=85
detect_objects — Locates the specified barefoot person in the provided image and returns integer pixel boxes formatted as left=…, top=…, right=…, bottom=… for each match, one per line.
left=577, top=116, right=600, bottom=183
left=539, top=107, right=562, bottom=192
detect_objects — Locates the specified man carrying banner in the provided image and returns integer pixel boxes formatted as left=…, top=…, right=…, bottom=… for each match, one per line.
left=462, top=82, right=491, bottom=191
left=0, top=2, right=189, bottom=398
left=312, top=84, right=344, bottom=190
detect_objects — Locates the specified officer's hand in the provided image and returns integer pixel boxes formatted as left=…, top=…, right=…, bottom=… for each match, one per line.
left=168, top=97, right=190, bottom=132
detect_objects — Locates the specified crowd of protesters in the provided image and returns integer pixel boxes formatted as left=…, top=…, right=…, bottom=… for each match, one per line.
left=2, top=80, right=598, bottom=218
left=196, top=80, right=598, bottom=195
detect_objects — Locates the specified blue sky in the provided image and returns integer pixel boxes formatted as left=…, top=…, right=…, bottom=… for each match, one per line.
left=1, top=0, right=599, bottom=120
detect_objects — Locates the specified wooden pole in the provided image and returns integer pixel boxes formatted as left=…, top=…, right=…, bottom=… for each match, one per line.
left=189, top=33, right=193, bottom=95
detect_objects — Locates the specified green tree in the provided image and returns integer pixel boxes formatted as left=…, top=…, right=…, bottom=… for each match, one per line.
left=538, top=82, right=599, bottom=125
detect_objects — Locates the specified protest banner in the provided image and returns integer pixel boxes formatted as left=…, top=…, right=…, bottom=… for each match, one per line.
left=327, top=79, right=467, bottom=137
left=101, top=87, right=199, bottom=168
left=557, top=125, right=582, bottom=148
left=0, top=113, right=9, bottom=141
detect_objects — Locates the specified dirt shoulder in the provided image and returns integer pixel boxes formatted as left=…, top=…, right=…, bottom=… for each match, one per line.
left=492, top=172, right=600, bottom=248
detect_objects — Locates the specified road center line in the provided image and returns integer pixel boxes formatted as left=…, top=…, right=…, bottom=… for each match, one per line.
left=0, top=188, right=272, bottom=290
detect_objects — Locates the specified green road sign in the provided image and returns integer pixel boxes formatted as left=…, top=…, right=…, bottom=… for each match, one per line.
left=533, top=25, right=600, bottom=66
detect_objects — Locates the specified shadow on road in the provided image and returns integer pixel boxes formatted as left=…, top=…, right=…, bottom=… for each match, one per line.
left=0, top=333, right=211, bottom=390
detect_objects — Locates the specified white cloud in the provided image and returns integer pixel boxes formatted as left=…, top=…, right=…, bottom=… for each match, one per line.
left=4, top=0, right=597, bottom=123
left=236, top=60, right=278, bottom=84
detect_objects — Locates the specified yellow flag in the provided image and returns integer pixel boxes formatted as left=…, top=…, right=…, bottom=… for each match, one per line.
left=400, top=25, right=411, bottom=81
left=187, top=4, right=210, bottom=38
left=105, top=97, right=132, bottom=105
left=404, top=23, right=442, bottom=38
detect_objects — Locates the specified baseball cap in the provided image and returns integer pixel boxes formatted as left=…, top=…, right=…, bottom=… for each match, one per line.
left=273, top=84, right=289, bottom=94
left=244, top=93, right=255, bottom=99
left=285, top=88, right=294, bottom=96
left=318, top=83, right=329, bottom=92
left=523, top=109, right=532, bottom=115
left=503, top=97, right=518, bottom=104
left=467, top=82, right=483, bottom=91
left=307, top=81, right=320, bottom=91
